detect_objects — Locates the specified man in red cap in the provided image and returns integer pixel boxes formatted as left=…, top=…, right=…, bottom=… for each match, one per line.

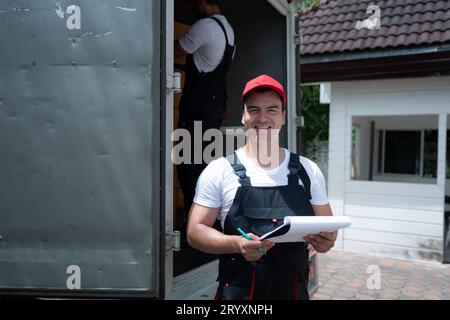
left=187, top=74, right=337, bottom=300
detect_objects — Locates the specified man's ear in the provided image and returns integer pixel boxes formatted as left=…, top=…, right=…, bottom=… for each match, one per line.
left=241, top=105, right=246, bottom=125
left=282, top=109, right=286, bottom=125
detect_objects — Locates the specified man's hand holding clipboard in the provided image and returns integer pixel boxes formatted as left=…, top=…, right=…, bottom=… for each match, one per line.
left=258, top=216, right=351, bottom=253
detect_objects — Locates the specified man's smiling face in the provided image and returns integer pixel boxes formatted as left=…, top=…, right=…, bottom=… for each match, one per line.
left=242, top=90, right=286, bottom=135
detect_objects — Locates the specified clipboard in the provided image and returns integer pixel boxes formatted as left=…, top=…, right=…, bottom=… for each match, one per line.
left=259, top=216, right=352, bottom=243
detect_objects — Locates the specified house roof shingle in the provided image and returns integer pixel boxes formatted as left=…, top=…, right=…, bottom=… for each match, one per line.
left=299, top=0, right=450, bottom=56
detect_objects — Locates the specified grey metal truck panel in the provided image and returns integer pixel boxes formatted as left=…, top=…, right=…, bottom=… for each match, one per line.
left=0, top=0, right=161, bottom=296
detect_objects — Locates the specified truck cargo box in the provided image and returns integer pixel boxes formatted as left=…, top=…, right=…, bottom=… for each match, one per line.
left=0, top=0, right=312, bottom=299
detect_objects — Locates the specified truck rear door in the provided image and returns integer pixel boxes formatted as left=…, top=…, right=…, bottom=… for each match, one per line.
left=0, top=0, right=163, bottom=298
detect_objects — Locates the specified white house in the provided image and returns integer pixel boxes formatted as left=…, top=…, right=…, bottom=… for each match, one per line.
left=299, top=0, right=450, bottom=262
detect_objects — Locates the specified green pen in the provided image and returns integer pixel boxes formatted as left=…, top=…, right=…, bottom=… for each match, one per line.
left=237, top=227, right=266, bottom=255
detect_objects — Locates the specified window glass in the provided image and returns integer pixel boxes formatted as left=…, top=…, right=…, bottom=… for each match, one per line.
left=384, top=131, right=421, bottom=175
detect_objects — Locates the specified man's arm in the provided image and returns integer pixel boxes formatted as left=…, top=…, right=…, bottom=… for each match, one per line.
left=187, top=203, right=239, bottom=254
left=303, top=204, right=337, bottom=253
left=312, top=203, right=333, bottom=216
left=187, top=203, right=275, bottom=261
left=174, top=40, right=188, bottom=59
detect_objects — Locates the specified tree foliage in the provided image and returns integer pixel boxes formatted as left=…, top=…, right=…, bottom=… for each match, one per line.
left=300, top=85, right=329, bottom=142
left=297, top=0, right=321, bottom=13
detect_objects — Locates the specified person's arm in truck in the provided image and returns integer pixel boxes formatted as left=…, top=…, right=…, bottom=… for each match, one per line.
left=174, top=40, right=188, bottom=59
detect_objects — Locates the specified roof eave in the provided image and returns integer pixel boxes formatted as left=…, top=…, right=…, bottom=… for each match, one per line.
left=300, top=43, right=450, bottom=65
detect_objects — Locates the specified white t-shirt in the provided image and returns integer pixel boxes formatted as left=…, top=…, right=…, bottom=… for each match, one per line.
left=193, top=148, right=329, bottom=229
left=178, top=14, right=235, bottom=73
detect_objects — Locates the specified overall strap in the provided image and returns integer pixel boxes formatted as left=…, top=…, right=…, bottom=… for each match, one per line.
left=210, top=16, right=230, bottom=47
left=287, top=153, right=312, bottom=200
left=226, top=152, right=251, bottom=186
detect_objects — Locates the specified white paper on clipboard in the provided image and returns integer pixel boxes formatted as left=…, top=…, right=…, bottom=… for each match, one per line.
left=259, top=216, right=352, bottom=243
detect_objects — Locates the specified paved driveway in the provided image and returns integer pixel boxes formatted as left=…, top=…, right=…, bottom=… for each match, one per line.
left=312, top=251, right=450, bottom=300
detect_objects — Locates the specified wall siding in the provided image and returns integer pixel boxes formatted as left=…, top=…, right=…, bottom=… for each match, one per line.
left=328, top=96, right=346, bottom=250
left=345, top=205, right=443, bottom=224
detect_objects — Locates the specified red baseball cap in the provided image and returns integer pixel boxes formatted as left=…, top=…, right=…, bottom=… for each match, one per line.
left=242, top=74, right=286, bottom=106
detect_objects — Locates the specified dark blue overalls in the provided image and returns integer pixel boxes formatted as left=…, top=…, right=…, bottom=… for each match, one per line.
left=215, top=151, right=315, bottom=300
